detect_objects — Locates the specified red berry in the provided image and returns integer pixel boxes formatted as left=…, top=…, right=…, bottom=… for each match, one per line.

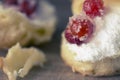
left=20, top=0, right=37, bottom=16
left=65, top=27, right=82, bottom=45
left=65, top=15, right=94, bottom=45
left=83, top=0, right=104, bottom=18
left=65, top=28, right=76, bottom=44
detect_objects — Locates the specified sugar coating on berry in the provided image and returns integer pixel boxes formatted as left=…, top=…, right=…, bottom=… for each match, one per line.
left=65, top=15, right=94, bottom=45
left=83, top=0, right=104, bottom=18
left=65, top=28, right=76, bottom=44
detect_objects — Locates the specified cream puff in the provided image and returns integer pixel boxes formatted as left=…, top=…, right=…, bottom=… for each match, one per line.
left=61, top=0, right=120, bottom=76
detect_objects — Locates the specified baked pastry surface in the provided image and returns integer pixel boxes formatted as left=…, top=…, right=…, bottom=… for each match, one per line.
left=61, top=0, right=120, bottom=76
left=61, top=34, right=120, bottom=76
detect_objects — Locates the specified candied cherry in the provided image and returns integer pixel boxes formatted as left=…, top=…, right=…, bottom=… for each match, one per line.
left=65, top=15, right=94, bottom=45
left=20, top=0, right=37, bottom=16
left=83, top=0, right=104, bottom=18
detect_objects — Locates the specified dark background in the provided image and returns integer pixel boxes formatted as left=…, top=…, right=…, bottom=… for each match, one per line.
left=39, top=0, right=72, bottom=53
left=48, top=0, right=72, bottom=42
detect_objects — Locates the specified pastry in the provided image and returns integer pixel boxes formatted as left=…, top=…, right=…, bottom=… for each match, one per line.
left=0, top=43, right=46, bottom=80
left=61, top=0, right=120, bottom=76
left=72, top=0, right=84, bottom=15
left=0, top=0, right=57, bottom=48
left=72, top=0, right=120, bottom=15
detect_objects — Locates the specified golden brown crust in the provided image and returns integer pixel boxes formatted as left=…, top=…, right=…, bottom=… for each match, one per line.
left=61, top=34, right=120, bottom=76
left=72, top=0, right=120, bottom=15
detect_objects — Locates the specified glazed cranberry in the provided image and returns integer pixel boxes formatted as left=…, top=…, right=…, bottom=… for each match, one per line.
left=83, top=0, right=104, bottom=18
left=4, top=0, right=18, bottom=5
left=65, top=15, right=94, bottom=45
left=20, top=0, right=37, bottom=16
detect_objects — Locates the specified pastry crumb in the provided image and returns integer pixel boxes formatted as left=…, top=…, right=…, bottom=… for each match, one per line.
left=0, top=43, right=46, bottom=80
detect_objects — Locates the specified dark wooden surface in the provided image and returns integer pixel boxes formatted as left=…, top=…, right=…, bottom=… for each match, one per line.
left=0, top=0, right=120, bottom=80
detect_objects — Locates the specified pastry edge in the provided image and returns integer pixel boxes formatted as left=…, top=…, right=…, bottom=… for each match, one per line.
left=61, top=33, right=120, bottom=76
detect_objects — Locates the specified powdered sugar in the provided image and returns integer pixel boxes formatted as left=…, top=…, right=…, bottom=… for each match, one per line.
left=67, top=7, right=120, bottom=62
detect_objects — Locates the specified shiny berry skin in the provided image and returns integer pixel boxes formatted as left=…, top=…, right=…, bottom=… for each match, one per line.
left=20, top=0, right=37, bottom=16
left=65, top=15, right=94, bottom=45
left=83, top=0, right=104, bottom=18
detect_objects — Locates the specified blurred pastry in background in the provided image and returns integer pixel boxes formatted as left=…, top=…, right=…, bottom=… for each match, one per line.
left=0, top=0, right=57, bottom=48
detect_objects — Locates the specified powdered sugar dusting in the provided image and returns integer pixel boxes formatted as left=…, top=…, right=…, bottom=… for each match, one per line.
left=67, top=7, right=120, bottom=62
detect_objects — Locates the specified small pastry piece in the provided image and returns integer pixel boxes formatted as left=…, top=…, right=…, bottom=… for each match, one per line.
left=0, top=0, right=57, bottom=48
left=0, top=43, right=46, bottom=80
left=61, top=0, right=120, bottom=76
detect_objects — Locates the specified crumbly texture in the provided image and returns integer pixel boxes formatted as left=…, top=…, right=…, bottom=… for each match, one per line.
left=61, top=35, right=120, bottom=76
left=0, top=43, right=46, bottom=80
